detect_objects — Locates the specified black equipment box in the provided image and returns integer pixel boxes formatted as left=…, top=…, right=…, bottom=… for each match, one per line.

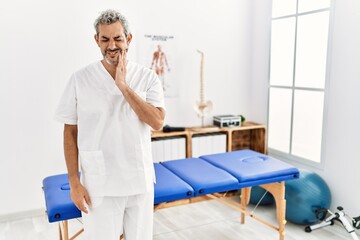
left=213, top=115, right=241, bottom=128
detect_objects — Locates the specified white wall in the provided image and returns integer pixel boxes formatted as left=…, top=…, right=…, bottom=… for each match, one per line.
left=322, top=0, right=360, bottom=215
left=250, top=0, right=360, bottom=215
left=132, top=0, right=253, bottom=127
left=0, top=0, right=252, bottom=216
left=249, top=1, right=271, bottom=126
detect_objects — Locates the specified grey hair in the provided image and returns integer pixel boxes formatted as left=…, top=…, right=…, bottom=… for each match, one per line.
left=94, top=9, right=130, bottom=36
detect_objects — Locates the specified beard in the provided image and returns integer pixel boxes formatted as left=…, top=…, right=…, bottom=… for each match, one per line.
left=103, top=48, right=123, bottom=66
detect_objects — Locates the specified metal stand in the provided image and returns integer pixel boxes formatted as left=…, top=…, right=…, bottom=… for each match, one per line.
left=305, top=206, right=360, bottom=240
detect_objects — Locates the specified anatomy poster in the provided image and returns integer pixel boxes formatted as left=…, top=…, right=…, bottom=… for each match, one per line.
left=137, top=34, right=178, bottom=97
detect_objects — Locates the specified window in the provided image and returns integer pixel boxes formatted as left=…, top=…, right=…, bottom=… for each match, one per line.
left=268, top=0, right=331, bottom=164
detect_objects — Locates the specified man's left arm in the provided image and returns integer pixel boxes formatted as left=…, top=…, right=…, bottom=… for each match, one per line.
left=121, top=87, right=165, bottom=130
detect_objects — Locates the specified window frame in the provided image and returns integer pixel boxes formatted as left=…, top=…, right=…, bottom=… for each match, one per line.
left=267, top=0, right=334, bottom=168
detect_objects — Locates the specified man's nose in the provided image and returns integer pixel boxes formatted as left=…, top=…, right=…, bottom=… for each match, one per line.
left=108, top=39, right=116, bottom=49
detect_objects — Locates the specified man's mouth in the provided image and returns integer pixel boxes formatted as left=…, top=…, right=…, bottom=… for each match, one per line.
left=106, top=49, right=122, bottom=57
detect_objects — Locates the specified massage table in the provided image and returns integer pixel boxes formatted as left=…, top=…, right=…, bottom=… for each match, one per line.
left=42, top=150, right=299, bottom=240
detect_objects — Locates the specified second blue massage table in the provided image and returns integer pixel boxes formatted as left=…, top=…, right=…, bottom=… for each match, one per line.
left=42, top=150, right=299, bottom=240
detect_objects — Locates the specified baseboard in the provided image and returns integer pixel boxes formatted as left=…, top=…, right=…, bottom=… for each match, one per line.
left=0, top=208, right=46, bottom=223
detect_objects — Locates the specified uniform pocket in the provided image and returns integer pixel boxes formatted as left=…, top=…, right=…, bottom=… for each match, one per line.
left=79, top=150, right=106, bottom=196
left=136, top=143, right=156, bottom=184
left=79, top=150, right=106, bottom=175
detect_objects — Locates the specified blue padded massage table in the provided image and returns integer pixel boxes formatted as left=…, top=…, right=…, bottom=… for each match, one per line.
left=42, top=150, right=299, bottom=240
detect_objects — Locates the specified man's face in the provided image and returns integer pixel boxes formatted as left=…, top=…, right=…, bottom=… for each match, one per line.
left=95, top=21, right=132, bottom=66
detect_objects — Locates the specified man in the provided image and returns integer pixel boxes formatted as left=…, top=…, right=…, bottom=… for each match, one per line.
left=54, top=9, right=165, bottom=240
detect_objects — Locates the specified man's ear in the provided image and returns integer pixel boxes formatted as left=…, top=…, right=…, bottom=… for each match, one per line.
left=126, top=33, right=133, bottom=46
left=94, top=34, right=100, bottom=46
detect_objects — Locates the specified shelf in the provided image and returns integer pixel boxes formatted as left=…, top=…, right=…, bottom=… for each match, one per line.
left=151, top=122, right=266, bottom=157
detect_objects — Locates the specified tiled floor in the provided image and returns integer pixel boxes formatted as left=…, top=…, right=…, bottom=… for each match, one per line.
left=0, top=199, right=358, bottom=240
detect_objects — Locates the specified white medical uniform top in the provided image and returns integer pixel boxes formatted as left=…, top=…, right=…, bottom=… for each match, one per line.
left=54, top=61, right=165, bottom=197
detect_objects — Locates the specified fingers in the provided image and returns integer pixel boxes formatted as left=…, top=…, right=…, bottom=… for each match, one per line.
left=122, top=49, right=127, bottom=63
left=115, top=49, right=127, bottom=87
left=79, top=200, right=89, bottom=214
left=84, top=192, right=92, bottom=207
left=73, top=198, right=88, bottom=213
left=71, top=187, right=90, bottom=214
left=118, top=48, right=127, bottom=69
left=116, top=51, right=125, bottom=72
left=79, top=191, right=91, bottom=214
left=122, top=51, right=127, bottom=74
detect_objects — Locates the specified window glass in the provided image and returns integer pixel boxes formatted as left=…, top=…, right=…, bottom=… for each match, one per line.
left=295, top=11, right=330, bottom=88
left=292, top=90, right=324, bottom=162
left=298, top=0, right=331, bottom=13
left=272, top=0, right=297, bottom=18
left=268, top=88, right=292, bottom=152
left=270, top=18, right=296, bottom=87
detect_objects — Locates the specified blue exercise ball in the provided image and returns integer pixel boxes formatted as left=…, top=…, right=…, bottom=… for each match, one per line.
left=250, top=186, right=275, bottom=205
left=285, top=169, right=331, bottom=225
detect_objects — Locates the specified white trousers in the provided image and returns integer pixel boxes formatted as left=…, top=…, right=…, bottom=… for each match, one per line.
left=82, top=190, right=154, bottom=240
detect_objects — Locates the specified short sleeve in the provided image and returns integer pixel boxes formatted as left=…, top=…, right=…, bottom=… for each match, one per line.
left=146, top=71, right=166, bottom=110
left=54, top=74, right=78, bottom=125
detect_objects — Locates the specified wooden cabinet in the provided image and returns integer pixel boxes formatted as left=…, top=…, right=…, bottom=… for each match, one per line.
left=151, top=122, right=266, bottom=157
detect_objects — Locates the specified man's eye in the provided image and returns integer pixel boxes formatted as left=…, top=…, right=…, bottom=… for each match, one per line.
left=101, top=39, right=109, bottom=42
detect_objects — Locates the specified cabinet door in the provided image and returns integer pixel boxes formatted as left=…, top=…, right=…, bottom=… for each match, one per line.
left=191, top=133, right=227, bottom=157
left=152, top=137, right=186, bottom=162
